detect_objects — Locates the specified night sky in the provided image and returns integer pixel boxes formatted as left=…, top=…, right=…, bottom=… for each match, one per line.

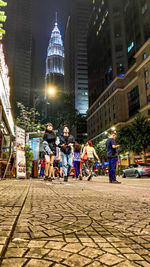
left=32, top=0, right=70, bottom=92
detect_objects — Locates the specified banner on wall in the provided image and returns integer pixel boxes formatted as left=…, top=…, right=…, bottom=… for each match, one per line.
left=16, top=126, right=26, bottom=178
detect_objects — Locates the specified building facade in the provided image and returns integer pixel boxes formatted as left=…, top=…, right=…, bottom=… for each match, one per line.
left=65, top=0, right=91, bottom=115
left=87, top=39, right=150, bottom=140
left=3, top=0, right=32, bottom=117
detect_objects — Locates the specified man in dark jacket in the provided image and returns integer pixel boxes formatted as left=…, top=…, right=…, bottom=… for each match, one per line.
left=59, top=125, right=75, bottom=182
left=106, top=132, right=121, bottom=184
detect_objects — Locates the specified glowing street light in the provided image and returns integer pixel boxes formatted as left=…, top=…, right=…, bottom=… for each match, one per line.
left=111, top=126, right=116, bottom=131
left=48, top=87, right=56, bottom=96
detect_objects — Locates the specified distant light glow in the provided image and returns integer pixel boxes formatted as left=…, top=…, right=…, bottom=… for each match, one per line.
left=119, top=74, right=125, bottom=77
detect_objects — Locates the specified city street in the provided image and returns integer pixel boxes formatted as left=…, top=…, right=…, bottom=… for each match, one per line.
left=0, top=177, right=150, bottom=266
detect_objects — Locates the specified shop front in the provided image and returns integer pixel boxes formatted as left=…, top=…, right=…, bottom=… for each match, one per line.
left=0, top=42, right=14, bottom=179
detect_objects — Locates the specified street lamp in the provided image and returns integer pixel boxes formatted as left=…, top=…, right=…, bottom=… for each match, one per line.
left=111, top=127, right=115, bottom=131
left=48, top=87, right=56, bottom=97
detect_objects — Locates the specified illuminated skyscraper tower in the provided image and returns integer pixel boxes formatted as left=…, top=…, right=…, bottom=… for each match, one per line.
left=46, top=13, right=64, bottom=93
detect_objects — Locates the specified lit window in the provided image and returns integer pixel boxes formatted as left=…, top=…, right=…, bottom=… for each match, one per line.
left=146, top=82, right=150, bottom=89
left=145, top=70, right=149, bottom=78
left=142, top=3, right=148, bottom=15
left=143, top=53, right=147, bottom=59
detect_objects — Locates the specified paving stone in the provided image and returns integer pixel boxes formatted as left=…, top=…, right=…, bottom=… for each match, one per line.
left=99, top=253, right=124, bottom=265
left=1, top=258, right=27, bottom=267
left=115, top=260, right=139, bottom=267
left=62, top=243, right=84, bottom=253
left=135, top=262, right=150, bottom=267
left=0, top=237, right=8, bottom=244
left=117, top=248, right=135, bottom=253
left=5, top=247, right=28, bottom=257
left=28, top=240, right=47, bottom=248
left=25, top=248, right=50, bottom=258
left=45, top=241, right=66, bottom=249
left=26, top=259, right=52, bottom=267
left=86, top=261, right=103, bottom=267
left=46, top=249, right=71, bottom=262
left=79, top=247, right=104, bottom=258
left=124, top=253, right=144, bottom=261
left=102, top=247, right=120, bottom=254
left=63, top=254, right=91, bottom=266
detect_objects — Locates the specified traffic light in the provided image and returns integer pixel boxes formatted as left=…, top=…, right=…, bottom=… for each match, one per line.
left=0, top=0, right=7, bottom=39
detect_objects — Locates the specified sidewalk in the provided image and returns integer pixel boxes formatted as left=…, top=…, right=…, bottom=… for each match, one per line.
left=0, top=177, right=150, bottom=266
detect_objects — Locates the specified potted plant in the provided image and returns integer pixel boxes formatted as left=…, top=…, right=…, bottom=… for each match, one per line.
left=25, top=145, right=33, bottom=179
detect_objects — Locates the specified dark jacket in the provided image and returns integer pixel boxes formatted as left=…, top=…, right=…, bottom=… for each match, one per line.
left=43, top=130, right=57, bottom=155
left=106, top=138, right=118, bottom=158
left=59, top=134, right=75, bottom=154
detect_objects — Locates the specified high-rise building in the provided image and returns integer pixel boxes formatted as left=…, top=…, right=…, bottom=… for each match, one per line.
left=124, top=0, right=150, bottom=67
left=45, top=14, right=64, bottom=122
left=45, top=14, right=64, bottom=95
left=3, top=0, right=32, bottom=117
left=65, top=0, right=91, bottom=115
left=88, top=0, right=128, bottom=107
left=87, top=0, right=150, bottom=141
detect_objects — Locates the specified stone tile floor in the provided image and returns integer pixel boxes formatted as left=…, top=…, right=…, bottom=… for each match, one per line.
left=0, top=177, right=150, bottom=266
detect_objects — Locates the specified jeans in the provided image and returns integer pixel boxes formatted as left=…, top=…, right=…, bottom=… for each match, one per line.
left=108, top=157, right=118, bottom=182
left=61, top=152, right=72, bottom=177
left=74, top=161, right=80, bottom=178
left=40, top=167, right=45, bottom=177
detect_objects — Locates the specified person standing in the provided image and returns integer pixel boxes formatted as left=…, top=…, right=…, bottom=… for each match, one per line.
left=73, top=143, right=82, bottom=180
left=59, top=125, right=75, bottom=182
left=106, top=132, right=121, bottom=184
left=39, top=157, right=45, bottom=177
left=82, top=141, right=100, bottom=181
left=43, top=123, right=58, bottom=181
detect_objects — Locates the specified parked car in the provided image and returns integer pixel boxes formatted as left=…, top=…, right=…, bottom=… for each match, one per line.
left=122, top=163, right=150, bottom=178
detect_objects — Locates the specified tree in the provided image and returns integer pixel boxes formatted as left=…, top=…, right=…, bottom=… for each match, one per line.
left=16, top=102, right=45, bottom=132
left=130, top=114, right=150, bottom=162
left=117, top=114, right=150, bottom=163
left=94, top=139, right=107, bottom=162
left=0, top=0, right=7, bottom=38
left=117, top=125, right=134, bottom=165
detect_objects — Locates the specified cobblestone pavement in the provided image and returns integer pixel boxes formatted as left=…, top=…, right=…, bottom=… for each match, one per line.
left=0, top=177, right=150, bottom=267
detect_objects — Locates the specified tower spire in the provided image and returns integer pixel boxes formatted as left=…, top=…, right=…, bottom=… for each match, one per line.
left=55, top=12, right=58, bottom=25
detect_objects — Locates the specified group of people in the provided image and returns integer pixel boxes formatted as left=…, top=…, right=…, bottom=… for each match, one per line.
left=41, top=122, right=121, bottom=183
left=41, top=123, right=101, bottom=182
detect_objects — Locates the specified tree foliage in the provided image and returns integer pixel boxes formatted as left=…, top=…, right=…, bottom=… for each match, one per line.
left=117, top=114, right=150, bottom=162
left=25, top=145, right=33, bottom=172
left=16, top=102, right=45, bottom=132
left=94, top=139, right=107, bottom=161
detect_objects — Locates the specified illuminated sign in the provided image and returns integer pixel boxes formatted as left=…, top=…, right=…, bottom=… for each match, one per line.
left=128, top=42, right=134, bottom=53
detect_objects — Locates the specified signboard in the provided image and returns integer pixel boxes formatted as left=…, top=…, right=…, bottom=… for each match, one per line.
left=29, top=138, right=40, bottom=160
left=16, top=126, right=26, bottom=178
